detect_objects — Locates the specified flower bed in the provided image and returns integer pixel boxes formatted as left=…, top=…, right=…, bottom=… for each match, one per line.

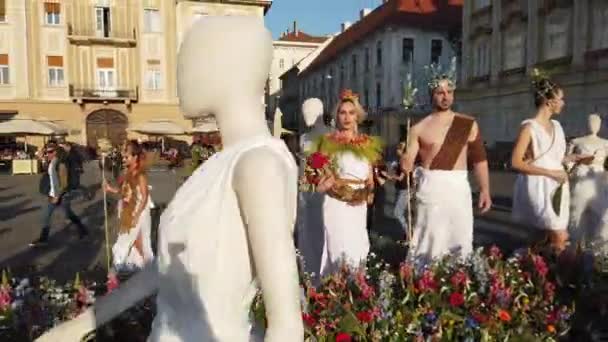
left=2, top=246, right=607, bottom=341
left=253, top=247, right=576, bottom=341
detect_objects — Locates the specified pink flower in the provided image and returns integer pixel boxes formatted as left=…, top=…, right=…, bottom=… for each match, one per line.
left=355, top=271, right=375, bottom=299
left=533, top=255, right=549, bottom=278
left=489, top=245, right=503, bottom=259
left=106, top=272, right=120, bottom=294
left=544, top=281, right=556, bottom=300
left=0, top=288, right=11, bottom=311
left=417, top=270, right=438, bottom=292
left=450, top=270, right=468, bottom=288
left=449, top=292, right=465, bottom=307
left=399, top=262, right=414, bottom=281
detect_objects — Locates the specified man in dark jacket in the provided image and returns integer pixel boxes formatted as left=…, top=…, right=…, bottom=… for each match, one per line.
left=30, top=142, right=88, bottom=246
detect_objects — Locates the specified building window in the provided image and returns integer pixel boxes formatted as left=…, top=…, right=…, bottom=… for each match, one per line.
left=0, top=54, right=8, bottom=84
left=503, top=29, right=525, bottom=70
left=474, top=0, right=490, bottom=10
left=365, top=48, right=370, bottom=71
left=473, top=40, right=491, bottom=77
left=144, top=8, right=161, bottom=33
left=376, top=82, right=381, bottom=108
left=592, top=4, right=608, bottom=49
left=96, top=57, right=115, bottom=89
left=543, top=9, right=570, bottom=61
left=376, top=41, right=382, bottom=67
left=431, top=39, right=442, bottom=64
left=95, top=6, right=111, bottom=38
left=351, top=54, right=357, bottom=77
left=146, top=70, right=162, bottom=90
left=279, top=59, right=284, bottom=69
left=47, top=56, right=64, bottom=86
left=44, top=2, right=61, bottom=25
left=402, top=38, right=414, bottom=63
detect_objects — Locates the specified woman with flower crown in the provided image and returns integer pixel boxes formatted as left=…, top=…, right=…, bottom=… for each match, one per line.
left=311, top=89, right=383, bottom=276
left=511, top=71, right=591, bottom=253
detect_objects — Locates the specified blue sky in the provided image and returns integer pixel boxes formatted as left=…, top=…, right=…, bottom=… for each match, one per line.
left=265, top=0, right=384, bottom=38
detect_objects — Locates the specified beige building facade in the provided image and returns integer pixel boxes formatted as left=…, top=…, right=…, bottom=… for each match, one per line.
left=0, top=0, right=270, bottom=149
left=459, top=0, right=608, bottom=145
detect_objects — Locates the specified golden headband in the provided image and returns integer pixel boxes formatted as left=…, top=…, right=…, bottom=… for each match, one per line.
left=339, top=89, right=359, bottom=102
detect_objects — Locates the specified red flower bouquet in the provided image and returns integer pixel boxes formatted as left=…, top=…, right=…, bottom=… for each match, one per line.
left=299, top=152, right=337, bottom=192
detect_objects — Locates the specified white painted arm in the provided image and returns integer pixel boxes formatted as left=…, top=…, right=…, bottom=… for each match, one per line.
left=35, top=262, right=159, bottom=342
left=233, top=148, right=303, bottom=342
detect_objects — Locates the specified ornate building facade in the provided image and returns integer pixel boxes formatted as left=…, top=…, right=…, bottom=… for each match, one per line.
left=459, top=0, right=608, bottom=144
left=0, top=0, right=270, bottom=148
left=297, top=0, right=462, bottom=148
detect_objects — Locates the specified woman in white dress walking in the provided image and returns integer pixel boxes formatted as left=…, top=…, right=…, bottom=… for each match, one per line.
left=511, top=73, right=588, bottom=253
left=314, top=89, right=383, bottom=276
left=104, top=140, right=154, bottom=273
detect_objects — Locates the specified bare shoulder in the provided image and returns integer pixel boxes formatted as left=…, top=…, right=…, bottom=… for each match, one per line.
left=411, top=116, right=430, bottom=132
left=454, top=112, right=477, bottom=123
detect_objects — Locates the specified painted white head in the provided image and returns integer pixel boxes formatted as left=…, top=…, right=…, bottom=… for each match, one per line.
left=177, top=16, right=272, bottom=119
left=302, top=98, right=324, bottom=127
left=589, top=113, right=602, bottom=135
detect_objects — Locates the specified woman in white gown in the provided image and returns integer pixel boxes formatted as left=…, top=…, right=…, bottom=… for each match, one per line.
left=313, top=89, right=382, bottom=276
left=104, top=140, right=154, bottom=273
left=511, top=73, right=589, bottom=253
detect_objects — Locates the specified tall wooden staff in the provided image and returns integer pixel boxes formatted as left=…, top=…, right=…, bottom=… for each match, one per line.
left=405, top=117, right=414, bottom=244
left=98, top=138, right=112, bottom=272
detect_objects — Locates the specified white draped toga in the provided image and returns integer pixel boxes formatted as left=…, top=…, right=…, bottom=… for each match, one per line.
left=319, top=151, right=370, bottom=276
left=409, top=168, right=473, bottom=264
left=150, top=135, right=297, bottom=342
left=568, top=139, right=608, bottom=251
left=512, top=119, right=569, bottom=231
left=112, top=182, right=155, bottom=273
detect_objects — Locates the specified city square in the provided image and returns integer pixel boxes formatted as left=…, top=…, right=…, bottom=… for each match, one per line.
left=0, top=0, right=607, bottom=341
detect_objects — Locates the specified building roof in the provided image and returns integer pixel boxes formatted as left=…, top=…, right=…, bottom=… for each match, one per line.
left=278, top=36, right=336, bottom=81
left=302, top=0, right=463, bottom=76
left=278, top=31, right=329, bottom=44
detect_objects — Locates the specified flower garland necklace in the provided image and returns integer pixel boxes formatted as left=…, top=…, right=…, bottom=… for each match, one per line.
left=313, top=130, right=383, bottom=163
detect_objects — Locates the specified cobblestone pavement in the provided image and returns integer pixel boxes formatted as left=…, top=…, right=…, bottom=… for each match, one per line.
left=0, top=163, right=524, bottom=281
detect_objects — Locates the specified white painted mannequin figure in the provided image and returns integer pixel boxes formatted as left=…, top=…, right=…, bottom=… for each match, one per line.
left=300, top=98, right=330, bottom=153
left=568, top=114, right=608, bottom=250
left=36, top=16, right=303, bottom=342
left=297, top=98, right=330, bottom=284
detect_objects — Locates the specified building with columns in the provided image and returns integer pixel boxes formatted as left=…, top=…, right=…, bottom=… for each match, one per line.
left=0, top=0, right=271, bottom=149
left=459, top=0, right=608, bottom=145
left=266, top=22, right=328, bottom=123
left=297, top=0, right=462, bottom=147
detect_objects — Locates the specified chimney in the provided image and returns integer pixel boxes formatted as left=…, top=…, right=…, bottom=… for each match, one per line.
left=341, top=21, right=352, bottom=32
left=360, top=8, right=372, bottom=19
left=293, top=20, right=297, bottom=33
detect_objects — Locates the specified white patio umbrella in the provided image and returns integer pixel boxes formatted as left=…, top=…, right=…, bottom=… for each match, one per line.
left=130, top=119, right=186, bottom=151
left=190, top=121, right=219, bottom=134
left=37, top=117, right=68, bottom=136
left=0, top=116, right=57, bottom=152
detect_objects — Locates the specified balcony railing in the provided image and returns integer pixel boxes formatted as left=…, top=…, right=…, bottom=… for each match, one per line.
left=69, top=84, right=138, bottom=102
left=67, top=24, right=137, bottom=46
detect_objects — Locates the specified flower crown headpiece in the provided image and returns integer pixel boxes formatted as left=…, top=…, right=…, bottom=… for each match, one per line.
left=530, top=68, right=556, bottom=99
left=425, top=56, right=458, bottom=90
left=339, top=89, right=359, bottom=102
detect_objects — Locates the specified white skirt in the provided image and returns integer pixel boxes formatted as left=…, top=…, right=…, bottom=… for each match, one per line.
left=112, top=199, right=155, bottom=273
left=512, top=173, right=569, bottom=231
